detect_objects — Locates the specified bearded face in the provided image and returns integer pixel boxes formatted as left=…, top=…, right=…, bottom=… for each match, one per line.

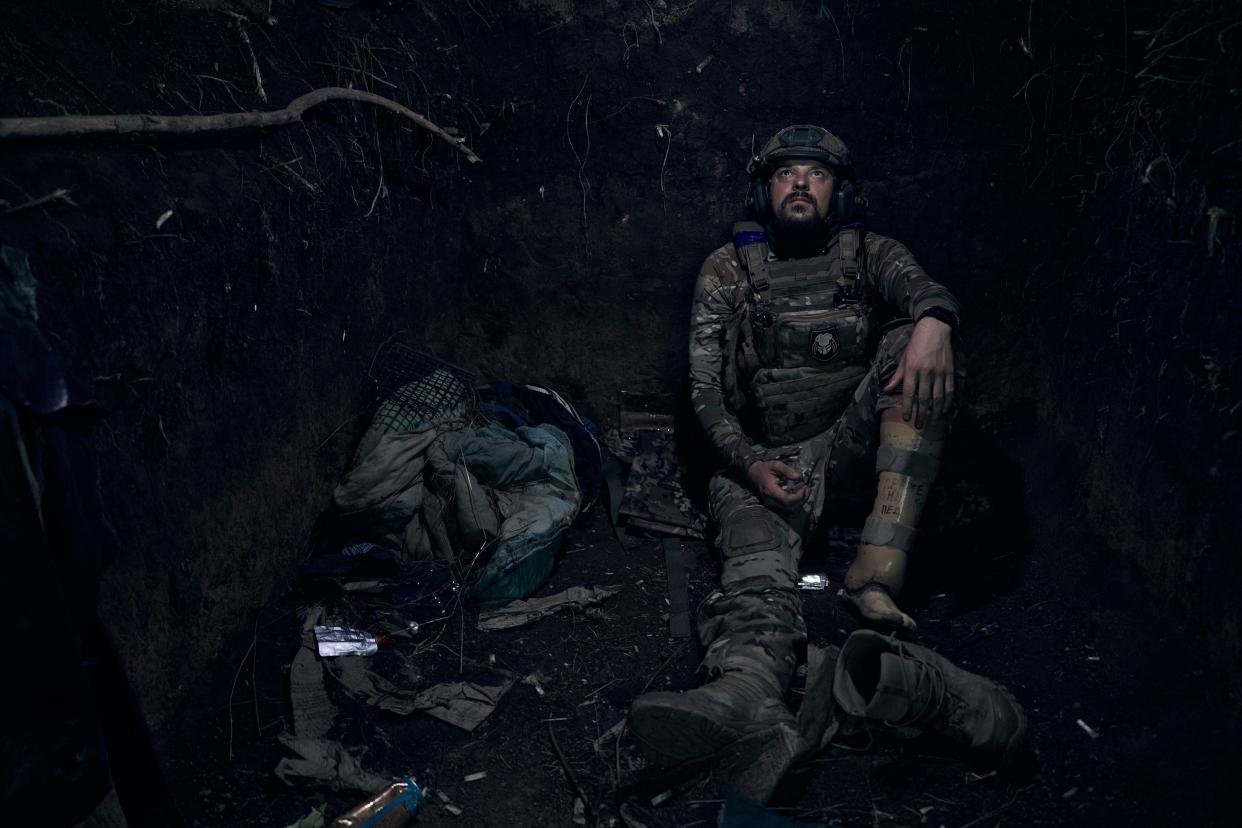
left=768, top=162, right=836, bottom=238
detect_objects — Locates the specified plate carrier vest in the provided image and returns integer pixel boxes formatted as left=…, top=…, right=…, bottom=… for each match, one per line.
left=729, top=221, right=872, bottom=446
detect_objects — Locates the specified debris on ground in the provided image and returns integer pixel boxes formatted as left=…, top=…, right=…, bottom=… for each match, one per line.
left=328, top=778, right=422, bottom=827
left=325, top=655, right=422, bottom=715
left=477, top=584, right=622, bottom=631
left=281, top=804, right=327, bottom=828
left=798, top=573, right=829, bottom=591
left=431, top=788, right=464, bottom=817
left=290, top=607, right=337, bottom=739
left=408, top=677, right=516, bottom=731
left=274, top=737, right=392, bottom=794
left=1076, top=717, right=1101, bottom=739
left=314, top=626, right=379, bottom=657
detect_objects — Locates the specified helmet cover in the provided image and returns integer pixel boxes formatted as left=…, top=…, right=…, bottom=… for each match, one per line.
left=748, top=124, right=852, bottom=179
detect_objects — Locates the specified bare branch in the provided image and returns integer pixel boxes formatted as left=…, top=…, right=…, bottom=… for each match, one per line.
left=0, top=87, right=481, bottom=164
left=0, top=187, right=78, bottom=216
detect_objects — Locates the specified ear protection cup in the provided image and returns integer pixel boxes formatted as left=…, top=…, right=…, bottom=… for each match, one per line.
left=745, top=178, right=771, bottom=222
left=834, top=179, right=856, bottom=224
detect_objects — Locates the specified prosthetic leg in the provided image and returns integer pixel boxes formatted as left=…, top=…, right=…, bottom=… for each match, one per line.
left=843, top=409, right=945, bottom=631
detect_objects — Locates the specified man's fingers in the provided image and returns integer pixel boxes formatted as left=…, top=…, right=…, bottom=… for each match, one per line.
left=764, top=483, right=807, bottom=511
left=916, top=371, right=933, bottom=429
left=884, top=363, right=904, bottom=393
left=931, top=374, right=946, bottom=424
left=901, top=367, right=916, bottom=422
left=773, top=461, right=801, bottom=480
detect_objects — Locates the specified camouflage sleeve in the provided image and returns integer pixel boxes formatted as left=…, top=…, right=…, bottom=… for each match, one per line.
left=866, top=233, right=961, bottom=323
left=689, top=248, right=759, bottom=475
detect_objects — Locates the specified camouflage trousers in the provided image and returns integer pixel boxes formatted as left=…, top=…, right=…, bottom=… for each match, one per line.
left=697, top=323, right=966, bottom=687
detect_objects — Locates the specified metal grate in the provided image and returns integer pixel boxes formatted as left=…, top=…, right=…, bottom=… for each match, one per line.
left=367, top=342, right=476, bottom=433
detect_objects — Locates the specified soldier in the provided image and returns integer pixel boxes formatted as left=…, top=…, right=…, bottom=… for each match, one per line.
left=629, top=124, right=966, bottom=769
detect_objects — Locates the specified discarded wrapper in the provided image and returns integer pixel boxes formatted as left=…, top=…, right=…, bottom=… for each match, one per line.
left=798, top=573, right=828, bottom=591
left=315, top=625, right=379, bottom=657
left=329, top=776, right=422, bottom=828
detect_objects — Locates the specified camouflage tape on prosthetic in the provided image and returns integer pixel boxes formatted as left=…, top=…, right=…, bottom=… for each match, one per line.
left=846, top=423, right=946, bottom=599
left=858, top=423, right=945, bottom=555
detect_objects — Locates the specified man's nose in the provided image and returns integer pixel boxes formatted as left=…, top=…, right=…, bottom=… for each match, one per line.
left=792, top=172, right=809, bottom=189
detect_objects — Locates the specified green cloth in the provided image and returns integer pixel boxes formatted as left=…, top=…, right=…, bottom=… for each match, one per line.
left=334, top=421, right=580, bottom=601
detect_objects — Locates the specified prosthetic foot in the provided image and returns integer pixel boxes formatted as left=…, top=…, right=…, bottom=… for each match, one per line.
left=843, top=415, right=944, bottom=631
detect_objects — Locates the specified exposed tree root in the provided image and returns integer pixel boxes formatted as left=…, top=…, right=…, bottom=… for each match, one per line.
left=0, top=86, right=481, bottom=163
left=0, top=187, right=77, bottom=216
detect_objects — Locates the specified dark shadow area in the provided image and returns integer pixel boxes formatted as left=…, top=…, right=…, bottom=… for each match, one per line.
left=911, top=411, right=1033, bottom=618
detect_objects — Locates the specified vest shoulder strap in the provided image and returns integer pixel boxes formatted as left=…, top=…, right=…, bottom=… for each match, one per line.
left=838, top=224, right=869, bottom=301
left=839, top=226, right=859, bottom=280
left=732, top=221, right=771, bottom=296
left=732, top=223, right=869, bottom=301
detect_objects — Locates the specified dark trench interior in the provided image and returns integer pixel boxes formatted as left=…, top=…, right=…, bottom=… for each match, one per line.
left=2, top=0, right=1241, bottom=825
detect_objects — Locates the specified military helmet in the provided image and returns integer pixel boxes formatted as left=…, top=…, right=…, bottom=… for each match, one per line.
left=746, top=124, right=857, bottom=222
left=747, top=124, right=853, bottom=179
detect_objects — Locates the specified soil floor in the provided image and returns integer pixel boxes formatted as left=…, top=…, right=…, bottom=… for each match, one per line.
left=166, top=401, right=1238, bottom=828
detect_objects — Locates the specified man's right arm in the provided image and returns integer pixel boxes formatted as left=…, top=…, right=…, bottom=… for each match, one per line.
left=688, top=252, right=759, bottom=476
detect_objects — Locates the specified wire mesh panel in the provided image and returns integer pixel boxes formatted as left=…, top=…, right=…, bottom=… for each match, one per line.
left=366, top=343, right=476, bottom=434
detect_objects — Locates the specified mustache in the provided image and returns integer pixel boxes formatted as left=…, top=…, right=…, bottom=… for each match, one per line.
left=781, top=192, right=818, bottom=208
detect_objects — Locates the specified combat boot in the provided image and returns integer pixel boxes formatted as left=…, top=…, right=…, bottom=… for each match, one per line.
left=628, top=666, right=795, bottom=768
left=833, top=630, right=1029, bottom=768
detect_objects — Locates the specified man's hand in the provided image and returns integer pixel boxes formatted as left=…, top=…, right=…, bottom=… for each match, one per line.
left=746, top=459, right=808, bottom=511
left=884, top=316, right=955, bottom=427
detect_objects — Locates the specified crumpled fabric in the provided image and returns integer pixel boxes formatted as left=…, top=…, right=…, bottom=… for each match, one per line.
left=333, top=422, right=580, bottom=601
left=326, top=656, right=514, bottom=731
left=477, top=585, right=621, bottom=631
left=290, top=607, right=335, bottom=739
left=408, top=679, right=515, bottom=731
left=274, top=736, right=390, bottom=794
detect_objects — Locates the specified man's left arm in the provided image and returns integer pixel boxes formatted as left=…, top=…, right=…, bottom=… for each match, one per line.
left=866, top=234, right=960, bottom=426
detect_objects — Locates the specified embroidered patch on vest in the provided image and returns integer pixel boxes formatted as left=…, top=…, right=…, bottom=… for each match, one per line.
left=810, top=329, right=840, bottom=362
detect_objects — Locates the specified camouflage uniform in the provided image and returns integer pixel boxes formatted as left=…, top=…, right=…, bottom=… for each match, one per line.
left=691, top=231, right=964, bottom=690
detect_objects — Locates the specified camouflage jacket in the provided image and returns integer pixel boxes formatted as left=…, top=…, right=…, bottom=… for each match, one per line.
left=689, top=230, right=959, bottom=474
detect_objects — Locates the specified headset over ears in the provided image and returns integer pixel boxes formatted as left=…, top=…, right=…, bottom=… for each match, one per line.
left=745, top=124, right=857, bottom=224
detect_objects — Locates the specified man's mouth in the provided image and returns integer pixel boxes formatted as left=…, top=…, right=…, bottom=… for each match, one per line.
left=785, top=195, right=814, bottom=207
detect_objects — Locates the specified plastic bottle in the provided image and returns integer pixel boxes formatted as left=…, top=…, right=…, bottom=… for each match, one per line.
left=328, top=777, right=423, bottom=828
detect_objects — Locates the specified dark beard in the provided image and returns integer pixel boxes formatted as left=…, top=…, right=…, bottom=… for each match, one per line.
left=769, top=196, right=834, bottom=257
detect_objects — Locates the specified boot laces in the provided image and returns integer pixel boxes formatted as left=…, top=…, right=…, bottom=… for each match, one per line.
left=884, top=641, right=948, bottom=729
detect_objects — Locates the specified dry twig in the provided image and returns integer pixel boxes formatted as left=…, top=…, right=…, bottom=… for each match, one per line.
left=0, top=87, right=482, bottom=163
left=222, top=10, right=268, bottom=103
left=0, top=187, right=77, bottom=216
left=549, top=722, right=595, bottom=826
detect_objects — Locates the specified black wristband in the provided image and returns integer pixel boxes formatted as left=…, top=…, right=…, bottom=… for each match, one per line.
left=916, top=306, right=959, bottom=330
